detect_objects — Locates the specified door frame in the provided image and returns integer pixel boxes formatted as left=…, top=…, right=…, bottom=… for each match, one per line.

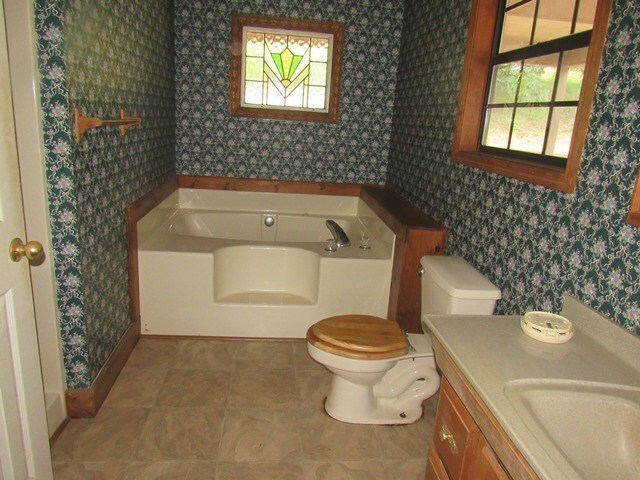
left=3, top=0, right=67, bottom=434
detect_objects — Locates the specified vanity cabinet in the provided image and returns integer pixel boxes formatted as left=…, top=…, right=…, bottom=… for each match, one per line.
left=425, top=336, right=540, bottom=480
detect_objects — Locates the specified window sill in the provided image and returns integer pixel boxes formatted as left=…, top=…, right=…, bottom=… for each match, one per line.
left=451, top=149, right=577, bottom=193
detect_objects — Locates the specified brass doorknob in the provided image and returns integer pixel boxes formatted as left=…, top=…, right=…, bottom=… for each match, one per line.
left=9, top=238, right=44, bottom=263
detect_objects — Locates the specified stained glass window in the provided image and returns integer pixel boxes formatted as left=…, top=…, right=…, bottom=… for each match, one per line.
left=230, top=15, right=344, bottom=123
left=242, top=29, right=332, bottom=110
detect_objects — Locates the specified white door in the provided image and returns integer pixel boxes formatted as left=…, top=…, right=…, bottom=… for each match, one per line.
left=0, top=1, right=54, bottom=478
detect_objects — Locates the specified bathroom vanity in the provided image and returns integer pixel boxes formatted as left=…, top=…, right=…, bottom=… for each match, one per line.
left=423, top=296, right=640, bottom=480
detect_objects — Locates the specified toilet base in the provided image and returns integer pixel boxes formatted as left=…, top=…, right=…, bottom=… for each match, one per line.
left=325, top=398, right=423, bottom=425
left=322, top=358, right=439, bottom=425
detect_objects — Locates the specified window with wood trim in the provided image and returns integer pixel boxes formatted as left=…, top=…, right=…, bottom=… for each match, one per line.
left=452, top=0, right=612, bottom=192
left=230, top=14, right=344, bottom=123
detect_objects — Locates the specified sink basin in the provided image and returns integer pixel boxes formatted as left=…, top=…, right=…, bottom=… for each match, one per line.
left=504, top=380, right=640, bottom=480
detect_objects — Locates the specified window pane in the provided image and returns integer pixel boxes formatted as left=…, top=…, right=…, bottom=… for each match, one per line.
left=309, top=62, right=327, bottom=86
left=245, top=57, right=263, bottom=81
left=285, top=83, right=304, bottom=107
left=555, top=48, right=587, bottom=102
left=266, top=81, right=285, bottom=106
left=488, top=62, right=520, bottom=104
left=246, top=32, right=264, bottom=56
left=517, top=53, right=559, bottom=103
left=575, top=0, right=597, bottom=33
left=244, top=81, right=263, bottom=105
left=511, top=107, right=549, bottom=154
left=482, top=107, right=513, bottom=149
left=310, top=37, right=329, bottom=62
left=534, top=0, right=576, bottom=44
left=545, top=107, right=577, bottom=157
left=308, top=86, right=325, bottom=109
left=500, top=0, right=537, bottom=53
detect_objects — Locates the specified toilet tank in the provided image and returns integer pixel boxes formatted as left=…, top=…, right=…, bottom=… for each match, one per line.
left=420, top=256, right=501, bottom=315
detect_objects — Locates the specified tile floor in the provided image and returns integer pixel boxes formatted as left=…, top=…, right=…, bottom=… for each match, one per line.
left=52, top=338, right=437, bottom=479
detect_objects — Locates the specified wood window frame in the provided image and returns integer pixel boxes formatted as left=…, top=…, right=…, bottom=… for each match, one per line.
left=628, top=169, right=640, bottom=227
left=451, top=0, right=612, bottom=193
left=229, top=13, right=344, bottom=124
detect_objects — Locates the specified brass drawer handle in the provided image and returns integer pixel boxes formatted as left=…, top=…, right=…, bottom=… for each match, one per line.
left=439, top=424, right=458, bottom=454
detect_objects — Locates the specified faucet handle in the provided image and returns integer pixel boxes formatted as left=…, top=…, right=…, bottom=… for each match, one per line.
left=324, top=239, right=338, bottom=252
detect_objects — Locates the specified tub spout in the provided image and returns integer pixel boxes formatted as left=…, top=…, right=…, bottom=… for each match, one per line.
left=326, top=220, right=350, bottom=248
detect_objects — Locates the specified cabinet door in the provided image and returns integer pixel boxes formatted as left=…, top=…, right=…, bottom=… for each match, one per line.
left=425, top=442, right=450, bottom=480
left=473, top=436, right=511, bottom=480
left=433, top=379, right=479, bottom=479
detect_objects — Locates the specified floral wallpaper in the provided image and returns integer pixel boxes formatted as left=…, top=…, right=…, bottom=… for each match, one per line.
left=175, top=0, right=404, bottom=184
left=35, top=0, right=175, bottom=388
left=387, top=0, right=640, bottom=335
left=35, top=0, right=89, bottom=388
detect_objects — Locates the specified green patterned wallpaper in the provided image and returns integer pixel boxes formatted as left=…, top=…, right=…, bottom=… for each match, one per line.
left=35, top=0, right=175, bottom=387
left=387, top=0, right=639, bottom=335
left=175, top=0, right=404, bottom=184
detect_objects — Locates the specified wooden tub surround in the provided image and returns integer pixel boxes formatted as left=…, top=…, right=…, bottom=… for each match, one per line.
left=65, top=176, right=445, bottom=418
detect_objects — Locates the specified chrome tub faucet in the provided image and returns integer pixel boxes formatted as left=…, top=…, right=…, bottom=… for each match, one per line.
left=325, top=220, right=351, bottom=250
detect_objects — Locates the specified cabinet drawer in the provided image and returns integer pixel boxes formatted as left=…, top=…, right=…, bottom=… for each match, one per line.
left=434, top=379, right=479, bottom=479
left=426, top=442, right=450, bottom=480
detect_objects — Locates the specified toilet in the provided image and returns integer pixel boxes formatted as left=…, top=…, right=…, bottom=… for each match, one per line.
left=306, top=255, right=501, bottom=425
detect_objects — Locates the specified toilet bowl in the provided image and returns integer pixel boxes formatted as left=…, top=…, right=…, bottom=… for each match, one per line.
left=307, top=316, right=439, bottom=424
left=306, top=255, right=501, bottom=425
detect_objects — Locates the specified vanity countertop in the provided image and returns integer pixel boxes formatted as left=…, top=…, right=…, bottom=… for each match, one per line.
left=422, top=295, right=640, bottom=480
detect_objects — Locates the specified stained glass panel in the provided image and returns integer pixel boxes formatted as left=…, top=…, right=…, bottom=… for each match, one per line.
left=242, top=27, right=331, bottom=111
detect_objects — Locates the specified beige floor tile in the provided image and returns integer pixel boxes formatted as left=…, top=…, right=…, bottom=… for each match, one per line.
left=53, top=461, right=129, bottom=480
left=374, top=413, right=434, bottom=459
left=233, top=341, right=294, bottom=370
left=298, top=408, right=382, bottom=461
left=126, top=339, right=180, bottom=369
left=104, top=367, right=168, bottom=407
left=218, top=409, right=301, bottom=462
left=228, top=369, right=297, bottom=409
left=292, top=342, right=325, bottom=371
left=384, top=459, right=427, bottom=480
left=184, top=461, right=217, bottom=480
left=135, top=407, right=225, bottom=460
left=123, top=461, right=191, bottom=479
left=302, top=461, right=387, bottom=479
left=175, top=339, right=238, bottom=370
left=52, top=407, right=149, bottom=461
left=155, top=370, right=230, bottom=408
left=215, top=462, right=303, bottom=480
left=296, top=368, right=332, bottom=410
left=51, top=339, right=438, bottom=478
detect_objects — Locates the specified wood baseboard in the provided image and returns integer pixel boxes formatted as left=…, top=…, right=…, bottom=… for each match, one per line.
left=49, top=417, right=69, bottom=447
left=65, top=322, right=139, bottom=418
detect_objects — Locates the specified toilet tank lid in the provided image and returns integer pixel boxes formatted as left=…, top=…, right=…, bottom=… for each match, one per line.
left=421, top=255, right=501, bottom=300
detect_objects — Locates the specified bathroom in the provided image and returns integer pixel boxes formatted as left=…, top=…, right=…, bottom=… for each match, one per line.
left=3, top=0, right=638, bottom=478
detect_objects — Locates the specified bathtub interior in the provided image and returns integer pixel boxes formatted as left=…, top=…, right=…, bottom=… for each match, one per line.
left=137, top=189, right=396, bottom=338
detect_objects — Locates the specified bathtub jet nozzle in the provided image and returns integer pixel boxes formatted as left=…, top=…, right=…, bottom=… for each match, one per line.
left=325, top=220, right=351, bottom=249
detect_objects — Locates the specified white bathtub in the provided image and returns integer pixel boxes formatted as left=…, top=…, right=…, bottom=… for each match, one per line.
left=137, top=189, right=395, bottom=338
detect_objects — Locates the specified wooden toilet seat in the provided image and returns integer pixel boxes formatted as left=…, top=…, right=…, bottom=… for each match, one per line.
left=307, top=315, right=408, bottom=360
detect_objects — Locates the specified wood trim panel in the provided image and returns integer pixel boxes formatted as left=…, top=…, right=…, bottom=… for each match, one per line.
left=229, top=14, right=344, bottom=124
left=178, top=175, right=363, bottom=196
left=432, top=337, right=540, bottom=480
left=126, top=178, right=178, bottom=334
left=452, top=0, right=613, bottom=193
left=627, top=168, right=640, bottom=227
left=65, top=323, right=139, bottom=418
left=361, top=187, right=446, bottom=333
